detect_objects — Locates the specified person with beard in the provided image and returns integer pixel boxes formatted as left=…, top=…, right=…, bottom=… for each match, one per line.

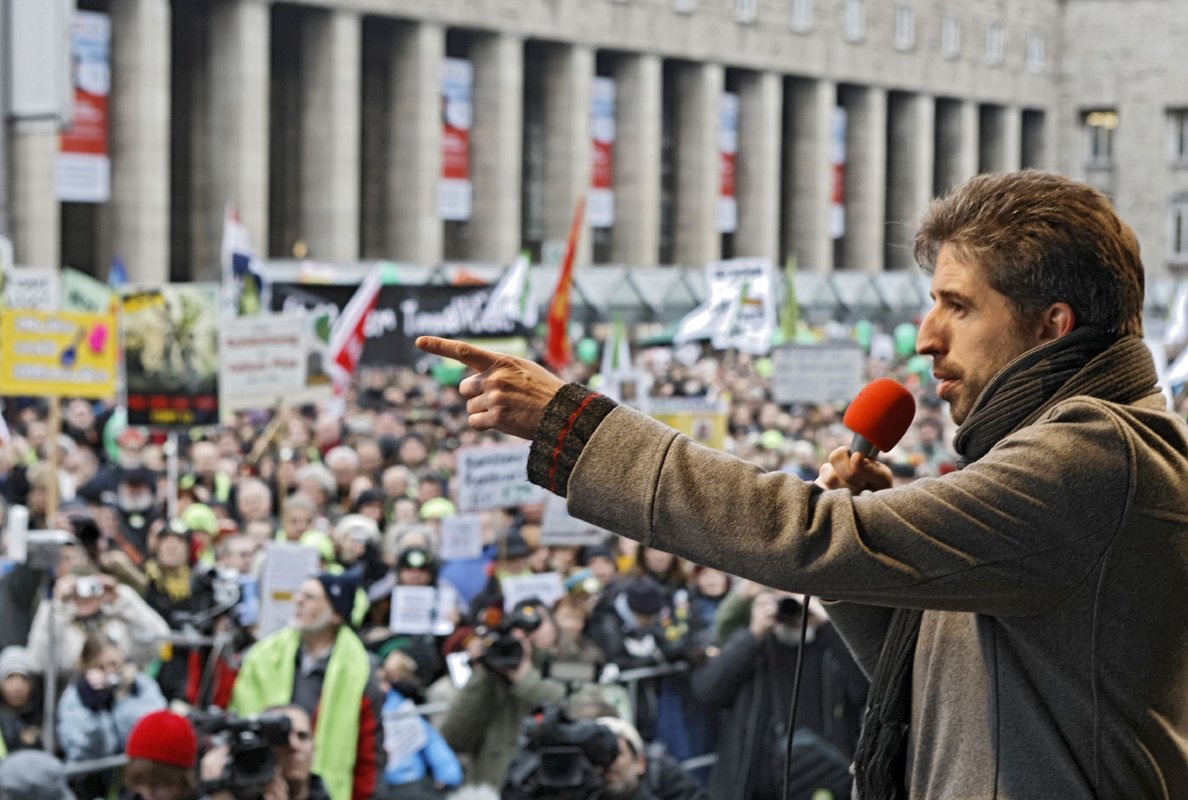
left=690, top=590, right=866, bottom=800
left=416, top=170, right=1188, bottom=797
left=230, top=573, right=383, bottom=800
left=593, top=716, right=659, bottom=800
left=111, top=466, right=162, bottom=564
left=377, top=650, right=463, bottom=799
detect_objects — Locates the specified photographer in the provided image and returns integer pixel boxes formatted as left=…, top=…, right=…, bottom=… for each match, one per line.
left=197, top=705, right=328, bottom=800
left=439, top=598, right=566, bottom=789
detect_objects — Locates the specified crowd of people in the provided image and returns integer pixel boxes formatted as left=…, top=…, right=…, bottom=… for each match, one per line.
left=0, top=319, right=1156, bottom=800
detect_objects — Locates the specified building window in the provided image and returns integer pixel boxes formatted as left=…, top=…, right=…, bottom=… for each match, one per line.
left=735, top=0, right=758, bottom=23
left=790, top=0, right=812, bottom=32
left=941, top=13, right=960, bottom=58
left=1026, top=31, right=1045, bottom=73
left=985, top=22, right=1004, bottom=65
left=845, top=0, right=865, bottom=41
left=894, top=6, right=915, bottom=50
left=1084, top=110, right=1118, bottom=167
left=1170, top=109, right=1188, bottom=164
left=673, top=0, right=696, bottom=13
left=1170, top=198, right=1188, bottom=263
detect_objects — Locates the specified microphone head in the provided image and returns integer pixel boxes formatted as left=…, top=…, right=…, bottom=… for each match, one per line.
left=843, top=378, right=916, bottom=454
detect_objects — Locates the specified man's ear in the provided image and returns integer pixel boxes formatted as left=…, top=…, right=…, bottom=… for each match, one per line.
left=1036, top=302, right=1076, bottom=342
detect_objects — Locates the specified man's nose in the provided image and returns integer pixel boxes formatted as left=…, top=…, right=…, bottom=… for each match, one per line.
left=916, top=308, right=942, bottom=356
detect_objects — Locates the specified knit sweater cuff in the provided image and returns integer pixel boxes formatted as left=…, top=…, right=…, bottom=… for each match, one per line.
left=527, top=383, right=617, bottom=497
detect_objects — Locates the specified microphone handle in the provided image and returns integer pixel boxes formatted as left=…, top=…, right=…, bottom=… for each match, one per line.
left=849, top=433, right=880, bottom=459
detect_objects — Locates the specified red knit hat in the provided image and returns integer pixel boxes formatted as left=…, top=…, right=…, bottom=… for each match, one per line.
left=125, top=710, right=198, bottom=768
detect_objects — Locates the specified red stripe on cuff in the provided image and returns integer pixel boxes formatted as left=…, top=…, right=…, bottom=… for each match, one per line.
left=549, top=392, right=600, bottom=493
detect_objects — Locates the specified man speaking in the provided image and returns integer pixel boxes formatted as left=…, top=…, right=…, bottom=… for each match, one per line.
left=417, top=171, right=1188, bottom=799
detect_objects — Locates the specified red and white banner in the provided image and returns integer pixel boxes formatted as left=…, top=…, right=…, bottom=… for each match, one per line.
left=439, top=58, right=473, bottom=221
left=588, top=77, right=616, bottom=229
left=327, top=267, right=383, bottom=391
left=57, top=11, right=110, bottom=203
left=831, top=106, right=847, bottom=240
left=717, top=92, right=739, bottom=234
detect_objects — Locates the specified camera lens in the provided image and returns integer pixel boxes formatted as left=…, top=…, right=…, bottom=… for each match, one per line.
left=775, top=596, right=803, bottom=624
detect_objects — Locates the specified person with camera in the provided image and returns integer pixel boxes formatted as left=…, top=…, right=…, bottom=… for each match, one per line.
left=230, top=573, right=382, bottom=800
left=26, top=567, right=170, bottom=678
left=689, top=589, right=866, bottom=800
left=196, top=705, right=329, bottom=800
left=57, top=632, right=166, bottom=798
left=439, top=597, right=566, bottom=790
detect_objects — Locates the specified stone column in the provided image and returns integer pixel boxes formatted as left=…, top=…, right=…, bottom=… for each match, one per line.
left=735, top=70, right=782, bottom=263
left=612, top=52, right=662, bottom=266
left=675, top=61, right=724, bottom=266
left=208, top=0, right=270, bottom=267
left=8, top=120, right=59, bottom=267
left=108, top=0, right=171, bottom=283
left=840, top=84, right=886, bottom=271
left=301, top=9, right=360, bottom=261
left=784, top=77, right=835, bottom=271
left=542, top=43, right=593, bottom=264
left=388, top=21, right=443, bottom=264
left=1001, top=105, right=1022, bottom=171
left=470, top=32, right=523, bottom=263
left=935, top=98, right=979, bottom=195
left=886, top=92, right=934, bottom=270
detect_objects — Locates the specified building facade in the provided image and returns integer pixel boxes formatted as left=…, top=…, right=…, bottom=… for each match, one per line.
left=1, top=0, right=1185, bottom=287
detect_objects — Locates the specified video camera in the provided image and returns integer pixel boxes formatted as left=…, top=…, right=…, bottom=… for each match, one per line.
left=478, top=598, right=544, bottom=673
left=192, top=710, right=292, bottom=799
left=501, top=706, right=620, bottom=800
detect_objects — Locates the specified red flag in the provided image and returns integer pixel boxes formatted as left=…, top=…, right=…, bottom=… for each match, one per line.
left=544, top=197, right=586, bottom=371
left=327, top=266, right=383, bottom=392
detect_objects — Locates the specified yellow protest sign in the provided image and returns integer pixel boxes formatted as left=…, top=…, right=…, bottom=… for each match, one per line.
left=650, top=396, right=730, bottom=451
left=0, top=309, right=118, bottom=399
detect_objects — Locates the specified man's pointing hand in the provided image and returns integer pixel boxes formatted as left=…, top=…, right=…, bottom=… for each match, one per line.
left=415, top=336, right=567, bottom=440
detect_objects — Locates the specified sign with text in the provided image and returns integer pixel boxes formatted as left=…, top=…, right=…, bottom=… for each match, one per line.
left=454, top=443, right=546, bottom=512
left=439, top=515, right=484, bottom=561
left=540, top=494, right=608, bottom=547
left=501, top=572, right=564, bottom=612
left=770, top=344, right=866, bottom=405
left=440, top=58, right=473, bottom=221
left=389, top=585, right=458, bottom=636
left=61, top=268, right=115, bottom=314
left=219, top=313, right=331, bottom=413
left=650, top=396, right=729, bottom=451
left=121, top=283, right=220, bottom=427
left=0, top=309, right=118, bottom=399
left=57, top=11, right=110, bottom=203
left=589, top=77, right=616, bottom=228
left=271, top=282, right=531, bottom=367
left=4, top=267, right=61, bottom=311
left=257, top=543, right=319, bottom=637
left=717, top=92, right=739, bottom=234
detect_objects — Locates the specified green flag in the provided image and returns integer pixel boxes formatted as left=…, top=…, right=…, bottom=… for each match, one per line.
left=779, top=255, right=800, bottom=343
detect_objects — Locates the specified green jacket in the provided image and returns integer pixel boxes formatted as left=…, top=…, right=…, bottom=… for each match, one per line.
left=231, top=625, right=370, bottom=800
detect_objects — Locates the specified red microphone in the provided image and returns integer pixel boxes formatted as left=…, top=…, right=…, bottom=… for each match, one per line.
left=843, top=378, right=916, bottom=458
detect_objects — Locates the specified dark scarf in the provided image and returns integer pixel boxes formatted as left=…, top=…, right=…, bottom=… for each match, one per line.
left=851, top=328, right=1159, bottom=799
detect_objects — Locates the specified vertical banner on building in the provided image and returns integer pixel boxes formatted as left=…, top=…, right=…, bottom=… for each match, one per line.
left=831, top=106, right=847, bottom=240
left=56, top=11, right=110, bottom=203
left=588, top=77, right=616, bottom=229
left=439, top=58, right=473, bottom=221
left=717, top=92, right=740, bottom=234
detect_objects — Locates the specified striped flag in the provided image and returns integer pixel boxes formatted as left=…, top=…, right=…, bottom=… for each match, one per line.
left=327, top=267, right=383, bottom=392
left=544, top=197, right=586, bottom=372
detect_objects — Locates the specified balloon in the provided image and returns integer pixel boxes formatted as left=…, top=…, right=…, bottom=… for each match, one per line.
left=760, top=429, right=785, bottom=451
left=894, top=323, right=918, bottom=357
left=103, top=407, right=128, bottom=463
left=431, top=360, right=466, bottom=387
left=754, top=358, right=774, bottom=379
left=854, top=320, right=873, bottom=350
left=577, top=338, right=600, bottom=365
left=907, top=354, right=932, bottom=376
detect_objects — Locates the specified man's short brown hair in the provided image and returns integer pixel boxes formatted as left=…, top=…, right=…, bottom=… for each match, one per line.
left=914, top=170, right=1145, bottom=338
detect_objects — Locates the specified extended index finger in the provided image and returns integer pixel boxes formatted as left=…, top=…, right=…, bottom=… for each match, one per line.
left=415, top=336, right=502, bottom=371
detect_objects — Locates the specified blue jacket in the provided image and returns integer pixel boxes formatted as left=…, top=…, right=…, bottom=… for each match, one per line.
left=380, top=689, right=462, bottom=788
left=56, top=673, right=165, bottom=762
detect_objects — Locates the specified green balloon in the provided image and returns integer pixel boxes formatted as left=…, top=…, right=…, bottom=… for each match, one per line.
left=103, top=406, right=128, bottom=463
left=577, top=338, right=600, bottom=365
left=431, top=361, right=466, bottom=386
left=894, top=323, right=918, bottom=357
left=754, top=358, right=774, bottom=379
left=854, top=320, right=874, bottom=350
left=907, top=354, right=931, bottom=376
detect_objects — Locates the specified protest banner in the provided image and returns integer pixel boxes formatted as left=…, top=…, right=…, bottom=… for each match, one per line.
left=389, top=584, right=458, bottom=636
left=770, top=343, right=866, bottom=405
left=501, top=572, right=564, bottom=612
left=540, top=494, right=608, bottom=547
left=0, top=309, right=117, bottom=399
left=4, top=267, right=61, bottom=311
left=650, top=396, right=730, bottom=451
left=675, top=258, right=777, bottom=355
left=219, top=312, right=332, bottom=413
left=61, top=268, right=116, bottom=314
left=257, top=542, right=319, bottom=637
left=439, top=515, right=484, bottom=561
left=121, top=283, right=220, bottom=427
left=271, top=281, right=531, bottom=367
left=453, top=443, right=547, bottom=512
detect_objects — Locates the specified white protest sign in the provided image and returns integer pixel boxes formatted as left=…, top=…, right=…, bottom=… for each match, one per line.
left=383, top=700, right=429, bottom=770
left=219, top=313, right=332, bottom=412
left=389, top=585, right=458, bottom=636
left=540, top=493, right=608, bottom=547
left=501, top=572, right=564, bottom=612
left=454, top=443, right=547, bottom=512
left=439, top=514, right=484, bottom=561
left=5, top=267, right=60, bottom=311
left=257, top=542, right=320, bottom=636
left=770, top=344, right=866, bottom=405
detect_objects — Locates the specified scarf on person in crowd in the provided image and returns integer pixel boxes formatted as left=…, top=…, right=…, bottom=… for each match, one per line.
left=852, top=327, right=1160, bottom=800
left=230, top=625, right=370, bottom=800
left=144, top=561, right=192, bottom=603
